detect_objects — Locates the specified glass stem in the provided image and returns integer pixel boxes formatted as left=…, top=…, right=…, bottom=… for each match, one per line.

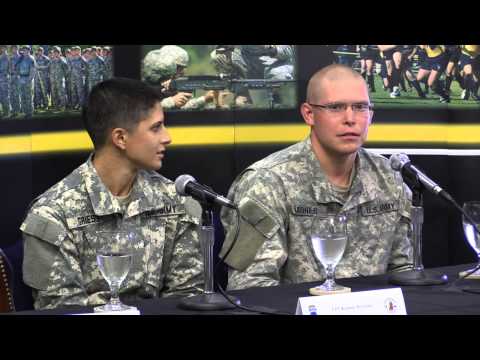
left=325, top=264, right=335, bottom=289
left=110, top=283, right=120, bottom=305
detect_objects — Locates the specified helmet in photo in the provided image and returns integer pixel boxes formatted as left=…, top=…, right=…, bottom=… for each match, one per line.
left=159, top=45, right=189, bottom=67
left=142, top=49, right=177, bottom=83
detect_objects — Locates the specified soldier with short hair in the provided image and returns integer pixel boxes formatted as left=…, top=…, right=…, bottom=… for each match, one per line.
left=102, top=46, right=113, bottom=79
left=85, top=47, right=106, bottom=97
left=9, top=45, right=21, bottom=117
left=21, top=77, right=204, bottom=309
left=34, top=46, right=50, bottom=110
left=0, top=45, right=10, bottom=117
left=49, top=46, right=68, bottom=110
left=64, top=48, right=73, bottom=109
left=68, top=46, right=86, bottom=109
left=220, top=64, right=413, bottom=290
left=17, top=45, right=36, bottom=118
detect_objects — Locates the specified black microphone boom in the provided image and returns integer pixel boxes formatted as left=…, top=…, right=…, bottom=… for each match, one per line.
left=175, top=174, right=236, bottom=209
left=389, top=153, right=454, bottom=203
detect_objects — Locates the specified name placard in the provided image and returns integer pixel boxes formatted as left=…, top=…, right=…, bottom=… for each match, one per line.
left=296, top=288, right=406, bottom=315
left=71, top=307, right=141, bottom=315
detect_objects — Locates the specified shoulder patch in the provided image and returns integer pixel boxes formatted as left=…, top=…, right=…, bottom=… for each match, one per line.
left=21, top=212, right=67, bottom=246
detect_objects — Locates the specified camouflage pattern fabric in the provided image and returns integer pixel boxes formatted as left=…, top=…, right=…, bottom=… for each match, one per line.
left=9, top=52, right=20, bottom=113
left=68, top=55, right=86, bottom=108
left=220, top=136, right=413, bottom=290
left=210, top=47, right=248, bottom=79
left=0, top=53, right=10, bottom=116
left=103, top=55, right=113, bottom=79
left=49, top=57, right=68, bottom=109
left=240, top=45, right=295, bottom=80
left=21, top=155, right=204, bottom=309
left=85, top=57, right=106, bottom=94
left=34, top=54, right=50, bottom=109
left=16, top=54, right=35, bottom=117
left=143, top=49, right=177, bottom=84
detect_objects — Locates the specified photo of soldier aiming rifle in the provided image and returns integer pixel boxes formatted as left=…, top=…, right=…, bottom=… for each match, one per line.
left=142, top=45, right=297, bottom=110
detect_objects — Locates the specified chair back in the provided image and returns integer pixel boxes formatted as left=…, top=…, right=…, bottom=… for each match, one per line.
left=0, top=248, right=15, bottom=312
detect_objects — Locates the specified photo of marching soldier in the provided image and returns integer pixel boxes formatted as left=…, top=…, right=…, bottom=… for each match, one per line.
left=142, top=45, right=297, bottom=111
left=328, top=45, right=480, bottom=108
left=0, top=45, right=113, bottom=119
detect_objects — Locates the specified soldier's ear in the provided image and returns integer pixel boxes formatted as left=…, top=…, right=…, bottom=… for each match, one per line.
left=111, top=128, right=128, bottom=150
left=301, top=102, right=315, bottom=126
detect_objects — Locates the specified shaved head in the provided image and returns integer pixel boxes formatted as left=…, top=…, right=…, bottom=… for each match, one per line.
left=306, top=64, right=366, bottom=103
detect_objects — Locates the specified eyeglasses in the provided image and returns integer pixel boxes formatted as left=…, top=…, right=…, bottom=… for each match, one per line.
left=308, top=102, right=374, bottom=114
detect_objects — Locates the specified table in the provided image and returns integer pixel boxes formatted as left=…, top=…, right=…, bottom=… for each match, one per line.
left=11, top=263, right=480, bottom=315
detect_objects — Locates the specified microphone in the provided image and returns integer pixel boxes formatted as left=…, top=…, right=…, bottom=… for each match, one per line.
left=175, top=174, right=236, bottom=209
left=389, top=153, right=454, bottom=203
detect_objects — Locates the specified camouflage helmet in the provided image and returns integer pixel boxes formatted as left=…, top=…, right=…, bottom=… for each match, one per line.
left=159, top=45, right=189, bottom=67
left=142, top=49, right=177, bottom=83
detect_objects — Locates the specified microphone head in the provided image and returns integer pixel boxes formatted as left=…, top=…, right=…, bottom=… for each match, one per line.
left=175, top=174, right=196, bottom=196
left=389, top=153, right=410, bottom=171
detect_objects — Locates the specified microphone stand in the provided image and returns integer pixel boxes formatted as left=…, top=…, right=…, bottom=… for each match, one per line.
left=389, top=172, right=448, bottom=286
left=179, top=201, right=241, bottom=310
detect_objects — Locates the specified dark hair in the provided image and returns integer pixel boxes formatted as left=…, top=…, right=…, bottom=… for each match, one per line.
left=82, top=77, right=163, bottom=149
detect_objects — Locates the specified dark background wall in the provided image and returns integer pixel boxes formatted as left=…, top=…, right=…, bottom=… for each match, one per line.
left=1, top=44, right=479, bottom=273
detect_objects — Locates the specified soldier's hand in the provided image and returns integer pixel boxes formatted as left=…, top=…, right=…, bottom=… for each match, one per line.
left=204, top=90, right=217, bottom=103
left=173, top=92, right=192, bottom=107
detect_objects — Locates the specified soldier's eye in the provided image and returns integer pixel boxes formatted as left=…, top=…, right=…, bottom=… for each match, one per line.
left=352, top=104, right=370, bottom=112
left=327, top=103, right=345, bottom=112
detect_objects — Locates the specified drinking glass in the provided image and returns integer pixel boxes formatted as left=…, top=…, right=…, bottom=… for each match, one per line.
left=462, top=201, right=480, bottom=276
left=94, top=230, right=136, bottom=312
left=311, top=214, right=348, bottom=292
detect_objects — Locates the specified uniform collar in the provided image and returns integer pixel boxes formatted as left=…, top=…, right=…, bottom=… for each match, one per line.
left=303, top=137, right=377, bottom=209
left=82, top=154, right=168, bottom=218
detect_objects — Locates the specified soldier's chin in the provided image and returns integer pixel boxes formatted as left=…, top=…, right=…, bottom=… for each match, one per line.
left=154, top=160, right=163, bottom=171
left=141, top=160, right=162, bottom=171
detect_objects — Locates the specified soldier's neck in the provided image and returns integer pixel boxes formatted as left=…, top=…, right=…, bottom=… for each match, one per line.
left=310, top=136, right=356, bottom=188
left=92, top=149, right=137, bottom=197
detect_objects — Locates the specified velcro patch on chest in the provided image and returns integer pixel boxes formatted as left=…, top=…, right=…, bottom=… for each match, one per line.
left=142, top=203, right=185, bottom=218
left=67, top=214, right=103, bottom=229
left=360, top=201, right=398, bottom=217
left=291, top=203, right=339, bottom=217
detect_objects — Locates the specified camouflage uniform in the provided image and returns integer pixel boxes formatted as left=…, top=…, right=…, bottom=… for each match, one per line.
left=68, top=55, right=86, bottom=108
left=240, top=45, right=295, bottom=80
left=210, top=46, right=248, bottom=79
left=220, top=136, right=413, bottom=290
left=34, top=53, right=50, bottom=109
left=49, top=56, right=68, bottom=109
left=103, top=54, right=113, bottom=79
left=0, top=52, right=10, bottom=117
left=160, top=94, right=210, bottom=110
left=64, top=58, right=73, bottom=109
left=85, top=56, right=106, bottom=95
left=16, top=52, right=36, bottom=117
left=262, top=45, right=295, bottom=80
left=143, top=46, right=212, bottom=111
left=9, top=51, right=21, bottom=115
left=21, top=155, right=204, bottom=310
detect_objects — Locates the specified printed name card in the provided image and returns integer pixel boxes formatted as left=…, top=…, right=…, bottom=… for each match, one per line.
left=72, top=307, right=141, bottom=315
left=296, top=288, right=406, bottom=315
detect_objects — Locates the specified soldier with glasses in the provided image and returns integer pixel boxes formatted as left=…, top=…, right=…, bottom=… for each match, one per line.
left=220, top=64, right=413, bottom=290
